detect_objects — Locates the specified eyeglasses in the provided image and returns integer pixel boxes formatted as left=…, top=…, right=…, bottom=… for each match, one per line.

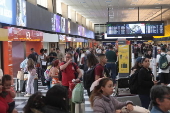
left=163, top=97, right=170, bottom=100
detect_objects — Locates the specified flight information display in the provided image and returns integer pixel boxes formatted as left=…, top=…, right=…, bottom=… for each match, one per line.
left=126, top=23, right=145, bottom=34
left=107, top=21, right=164, bottom=37
left=146, top=23, right=164, bottom=34
left=107, top=23, right=126, bottom=35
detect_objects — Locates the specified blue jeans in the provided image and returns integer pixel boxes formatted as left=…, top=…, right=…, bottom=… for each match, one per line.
left=139, top=94, right=151, bottom=109
left=106, top=63, right=116, bottom=83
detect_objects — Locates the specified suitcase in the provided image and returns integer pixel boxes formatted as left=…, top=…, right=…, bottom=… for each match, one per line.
left=75, top=103, right=85, bottom=113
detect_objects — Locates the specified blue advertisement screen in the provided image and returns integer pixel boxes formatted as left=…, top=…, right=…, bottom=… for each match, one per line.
left=0, top=0, right=16, bottom=25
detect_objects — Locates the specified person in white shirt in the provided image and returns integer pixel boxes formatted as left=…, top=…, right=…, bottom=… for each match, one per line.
left=96, top=46, right=102, bottom=54
left=156, top=47, right=170, bottom=85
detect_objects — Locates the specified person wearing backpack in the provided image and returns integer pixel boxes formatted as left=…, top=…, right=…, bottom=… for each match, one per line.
left=129, top=57, right=142, bottom=94
left=83, top=53, right=99, bottom=97
left=156, top=47, right=170, bottom=85
left=138, top=58, right=158, bottom=109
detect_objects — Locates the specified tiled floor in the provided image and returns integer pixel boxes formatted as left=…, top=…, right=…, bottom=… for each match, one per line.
left=14, top=80, right=93, bottom=113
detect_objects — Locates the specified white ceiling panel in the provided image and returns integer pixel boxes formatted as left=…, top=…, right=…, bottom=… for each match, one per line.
left=60, top=0, right=170, bottom=24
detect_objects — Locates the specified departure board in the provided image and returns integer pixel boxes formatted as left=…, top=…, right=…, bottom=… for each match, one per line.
left=107, top=21, right=164, bottom=37
left=107, top=23, right=126, bottom=35
left=145, top=23, right=164, bottom=34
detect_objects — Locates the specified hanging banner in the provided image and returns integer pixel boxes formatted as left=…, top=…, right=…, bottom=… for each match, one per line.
left=118, top=45, right=130, bottom=73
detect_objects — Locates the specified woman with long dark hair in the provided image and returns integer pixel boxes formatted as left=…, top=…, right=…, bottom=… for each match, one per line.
left=138, top=58, right=157, bottom=109
left=89, top=78, right=133, bottom=113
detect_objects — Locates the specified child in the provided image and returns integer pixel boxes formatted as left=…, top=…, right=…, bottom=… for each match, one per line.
left=89, top=78, right=134, bottom=113
left=2, top=74, right=16, bottom=113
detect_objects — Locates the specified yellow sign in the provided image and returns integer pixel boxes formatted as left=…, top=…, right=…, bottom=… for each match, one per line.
left=0, top=28, right=8, bottom=41
left=118, top=45, right=130, bottom=73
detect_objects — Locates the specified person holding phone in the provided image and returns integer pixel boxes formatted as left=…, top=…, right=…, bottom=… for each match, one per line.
left=60, top=52, right=82, bottom=89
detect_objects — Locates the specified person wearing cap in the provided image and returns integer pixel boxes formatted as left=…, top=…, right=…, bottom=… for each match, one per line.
left=130, top=57, right=142, bottom=76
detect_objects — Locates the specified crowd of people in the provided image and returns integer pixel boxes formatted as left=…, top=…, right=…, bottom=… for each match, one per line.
left=1, top=43, right=170, bottom=113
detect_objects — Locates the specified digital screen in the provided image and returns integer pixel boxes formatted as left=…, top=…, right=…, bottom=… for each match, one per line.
left=78, top=25, right=82, bottom=36
left=51, top=14, right=56, bottom=31
left=126, top=23, right=145, bottom=34
left=107, top=21, right=164, bottom=37
left=65, top=19, right=68, bottom=34
left=0, top=0, right=16, bottom=25
left=56, top=15, right=60, bottom=32
left=60, top=17, right=65, bottom=33
left=107, top=24, right=126, bottom=35
left=146, top=23, right=164, bottom=34
left=16, top=0, right=26, bottom=27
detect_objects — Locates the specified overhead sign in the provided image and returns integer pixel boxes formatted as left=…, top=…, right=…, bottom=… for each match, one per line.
left=0, top=28, right=8, bottom=41
left=0, top=0, right=16, bottom=25
left=7, top=27, right=43, bottom=41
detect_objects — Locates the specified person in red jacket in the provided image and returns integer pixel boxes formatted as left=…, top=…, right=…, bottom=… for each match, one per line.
left=0, top=79, right=9, bottom=113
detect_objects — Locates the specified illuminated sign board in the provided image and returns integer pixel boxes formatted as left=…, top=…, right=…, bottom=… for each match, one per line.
left=0, top=0, right=16, bottom=25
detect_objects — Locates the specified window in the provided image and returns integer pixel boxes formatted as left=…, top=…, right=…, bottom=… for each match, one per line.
left=37, top=0, right=48, bottom=8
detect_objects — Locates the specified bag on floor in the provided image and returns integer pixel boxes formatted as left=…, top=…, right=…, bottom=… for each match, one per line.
left=72, top=83, right=84, bottom=104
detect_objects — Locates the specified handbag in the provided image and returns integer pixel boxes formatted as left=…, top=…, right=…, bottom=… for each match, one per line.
left=17, top=71, right=24, bottom=80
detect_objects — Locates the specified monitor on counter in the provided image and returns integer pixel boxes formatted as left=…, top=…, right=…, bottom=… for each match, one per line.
left=107, top=21, right=164, bottom=37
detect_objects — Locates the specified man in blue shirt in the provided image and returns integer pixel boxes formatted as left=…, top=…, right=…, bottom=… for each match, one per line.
left=150, top=85, right=170, bottom=113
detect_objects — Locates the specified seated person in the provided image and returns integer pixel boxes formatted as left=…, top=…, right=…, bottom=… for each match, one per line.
left=23, top=85, right=68, bottom=113
left=2, top=75, right=18, bottom=113
left=150, top=85, right=170, bottom=113
left=89, top=78, right=133, bottom=113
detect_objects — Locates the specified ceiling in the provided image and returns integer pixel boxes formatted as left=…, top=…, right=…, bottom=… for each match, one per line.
left=59, top=0, right=170, bottom=24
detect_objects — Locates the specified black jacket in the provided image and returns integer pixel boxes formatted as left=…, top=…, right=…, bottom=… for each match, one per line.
left=31, top=105, right=68, bottom=113
left=138, top=67, right=154, bottom=95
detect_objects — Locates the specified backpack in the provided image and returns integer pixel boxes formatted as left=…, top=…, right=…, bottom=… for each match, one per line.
left=129, top=69, right=139, bottom=94
left=83, top=65, right=97, bottom=90
left=159, top=54, right=169, bottom=70
left=72, top=83, right=84, bottom=103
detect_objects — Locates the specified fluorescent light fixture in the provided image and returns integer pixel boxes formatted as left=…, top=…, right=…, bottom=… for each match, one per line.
left=104, top=33, right=142, bottom=39
left=155, top=7, right=160, bottom=8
